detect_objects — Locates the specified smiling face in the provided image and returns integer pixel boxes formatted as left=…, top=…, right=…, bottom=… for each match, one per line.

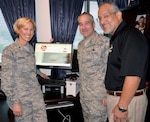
left=17, top=22, right=34, bottom=45
left=13, top=18, right=36, bottom=46
left=98, top=3, right=123, bottom=35
left=78, top=14, right=95, bottom=39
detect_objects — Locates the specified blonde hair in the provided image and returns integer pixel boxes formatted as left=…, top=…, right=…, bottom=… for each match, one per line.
left=13, top=17, right=36, bottom=34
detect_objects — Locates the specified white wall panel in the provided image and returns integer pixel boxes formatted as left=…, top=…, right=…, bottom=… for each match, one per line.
left=35, top=0, right=52, bottom=42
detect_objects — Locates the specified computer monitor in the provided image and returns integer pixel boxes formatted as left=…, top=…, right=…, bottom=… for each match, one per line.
left=71, top=49, right=79, bottom=72
left=65, top=49, right=79, bottom=79
left=35, top=42, right=73, bottom=69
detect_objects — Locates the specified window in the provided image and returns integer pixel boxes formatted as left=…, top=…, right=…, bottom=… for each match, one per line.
left=73, top=0, right=103, bottom=49
left=0, top=9, right=13, bottom=63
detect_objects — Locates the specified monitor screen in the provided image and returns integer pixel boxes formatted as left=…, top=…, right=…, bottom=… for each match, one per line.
left=35, top=43, right=73, bottom=69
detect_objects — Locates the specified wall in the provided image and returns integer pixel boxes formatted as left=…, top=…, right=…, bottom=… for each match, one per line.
left=35, top=0, right=52, bottom=75
left=35, top=0, right=52, bottom=42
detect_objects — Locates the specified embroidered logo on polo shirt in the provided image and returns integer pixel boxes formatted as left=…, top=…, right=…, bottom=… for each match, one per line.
left=109, top=44, right=113, bottom=53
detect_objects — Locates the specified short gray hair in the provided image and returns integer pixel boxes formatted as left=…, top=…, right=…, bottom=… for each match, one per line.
left=100, top=2, right=120, bottom=13
left=78, top=12, right=94, bottom=23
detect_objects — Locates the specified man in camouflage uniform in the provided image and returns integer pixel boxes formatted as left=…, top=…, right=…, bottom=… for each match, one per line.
left=77, top=12, right=109, bottom=122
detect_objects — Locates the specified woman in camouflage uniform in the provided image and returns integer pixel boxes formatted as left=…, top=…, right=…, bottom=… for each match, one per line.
left=1, top=17, right=48, bottom=122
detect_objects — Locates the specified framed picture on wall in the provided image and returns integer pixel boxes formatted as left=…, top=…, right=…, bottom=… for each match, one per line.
left=128, top=0, right=139, bottom=7
left=134, top=14, right=146, bottom=34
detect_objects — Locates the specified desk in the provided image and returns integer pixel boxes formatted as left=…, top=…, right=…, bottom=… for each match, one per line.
left=44, top=94, right=83, bottom=122
left=44, top=94, right=79, bottom=103
left=38, top=77, right=83, bottom=122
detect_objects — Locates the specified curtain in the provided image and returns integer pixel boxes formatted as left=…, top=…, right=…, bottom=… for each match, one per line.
left=0, top=0, right=36, bottom=46
left=49, top=0, right=84, bottom=79
left=50, top=0, right=84, bottom=43
left=97, top=0, right=128, bottom=9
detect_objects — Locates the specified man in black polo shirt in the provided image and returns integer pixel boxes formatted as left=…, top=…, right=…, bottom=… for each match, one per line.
left=98, top=2, right=149, bottom=122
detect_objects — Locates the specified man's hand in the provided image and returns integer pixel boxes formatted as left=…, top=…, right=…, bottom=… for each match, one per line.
left=102, top=99, right=107, bottom=106
left=13, top=103, right=22, bottom=116
left=113, top=105, right=128, bottom=122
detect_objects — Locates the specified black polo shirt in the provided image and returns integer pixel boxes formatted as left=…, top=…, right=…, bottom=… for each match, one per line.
left=105, top=21, right=149, bottom=91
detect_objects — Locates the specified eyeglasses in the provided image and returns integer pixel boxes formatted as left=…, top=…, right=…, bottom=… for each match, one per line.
left=97, top=13, right=115, bottom=22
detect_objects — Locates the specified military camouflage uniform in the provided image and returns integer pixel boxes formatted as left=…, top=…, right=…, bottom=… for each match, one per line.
left=78, top=32, right=109, bottom=122
left=1, top=39, right=47, bottom=122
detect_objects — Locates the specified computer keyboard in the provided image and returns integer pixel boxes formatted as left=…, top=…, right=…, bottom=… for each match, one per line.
left=38, top=78, right=66, bottom=86
left=46, top=101, right=74, bottom=110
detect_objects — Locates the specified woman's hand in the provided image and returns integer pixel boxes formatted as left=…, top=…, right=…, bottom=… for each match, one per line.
left=39, top=72, right=50, bottom=79
left=13, top=103, right=22, bottom=116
